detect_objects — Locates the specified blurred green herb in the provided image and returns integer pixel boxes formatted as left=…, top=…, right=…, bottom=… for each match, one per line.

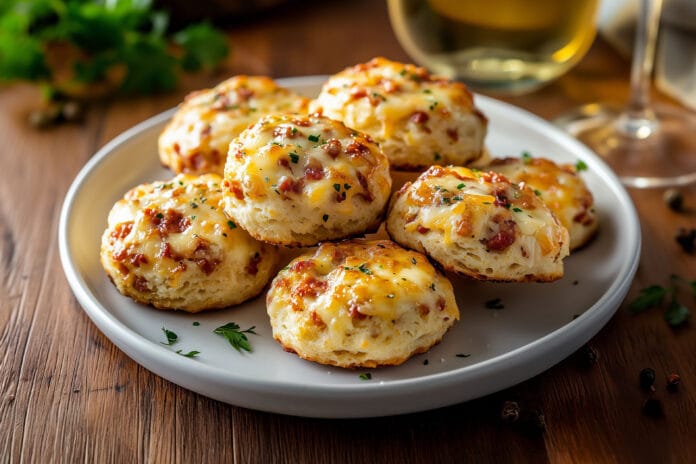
left=628, top=275, right=694, bottom=327
left=0, top=0, right=229, bottom=97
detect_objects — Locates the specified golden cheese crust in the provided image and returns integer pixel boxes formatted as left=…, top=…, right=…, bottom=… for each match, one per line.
left=266, top=239, right=459, bottom=368
left=222, top=113, right=392, bottom=247
left=100, top=174, right=279, bottom=312
left=158, top=76, right=310, bottom=175
left=487, top=156, right=598, bottom=250
left=309, top=57, right=487, bottom=170
left=386, top=165, right=570, bottom=282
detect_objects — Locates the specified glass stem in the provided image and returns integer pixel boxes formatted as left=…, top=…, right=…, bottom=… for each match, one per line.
left=617, top=0, right=663, bottom=139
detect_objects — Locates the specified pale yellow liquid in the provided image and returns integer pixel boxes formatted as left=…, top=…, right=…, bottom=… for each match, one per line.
left=388, top=0, right=598, bottom=94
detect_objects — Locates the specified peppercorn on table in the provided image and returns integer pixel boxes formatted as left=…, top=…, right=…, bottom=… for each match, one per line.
left=2, top=1, right=695, bottom=462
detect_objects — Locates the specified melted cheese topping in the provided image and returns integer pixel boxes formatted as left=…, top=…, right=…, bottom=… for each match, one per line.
left=401, top=165, right=561, bottom=254
left=488, top=157, right=597, bottom=249
left=310, top=57, right=487, bottom=169
left=105, top=174, right=269, bottom=287
left=159, top=76, right=309, bottom=175
left=271, top=240, right=458, bottom=341
left=223, top=113, right=392, bottom=234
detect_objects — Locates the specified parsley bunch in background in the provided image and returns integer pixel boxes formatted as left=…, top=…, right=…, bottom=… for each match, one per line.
left=0, top=0, right=229, bottom=99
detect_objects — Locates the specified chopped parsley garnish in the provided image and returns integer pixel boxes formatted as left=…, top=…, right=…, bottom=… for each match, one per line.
left=521, top=151, right=533, bottom=164
left=291, top=127, right=298, bottom=135
left=322, top=214, right=329, bottom=222
left=434, top=152, right=441, bottom=161
left=429, top=283, right=436, bottom=291
left=289, top=153, right=299, bottom=164
left=485, top=298, right=504, bottom=310
left=575, top=160, right=588, bottom=172
left=359, top=373, right=372, bottom=380
left=429, top=101, right=439, bottom=111
left=333, top=183, right=341, bottom=192
left=160, top=327, right=178, bottom=346
left=190, top=202, right=198, bottom=209
left=423, top=89, right=432, bottom=94
left=214, top=322, right=258, bottom=353
left=358, top=263, right=372, bottom=275
left=455, top=353, right=471, bottom=358
left=227, top=220, right=237, bottom=229
left=628, top=275, right=694, bottom=327
left=192, top=322, right=200, bottom=326
left=156, top=212, right=164, bottom=219
left=457, top=183, right=465, bottom=189
left=512, top=207, right=523, bottom=212
left=308, top=134, right=320, bottom=142
left=534, top=189, right=542, bottom=197
left=176, top=349, right=200, bottom=358
left=629, top=285, right=667, bottom=313
left=411, top=257, right=417, bottom=265
left=344, top=183, right=352, bottom=190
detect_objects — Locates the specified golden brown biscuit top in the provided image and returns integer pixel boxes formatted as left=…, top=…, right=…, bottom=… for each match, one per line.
left=394, top=165, right=564, bottom=255
left=488, top=156, right=596, bottom=233
left=312, top=56, right=485, bottom=126
left=223, top=113, right=391, bottom=212
left=183, top=75, right=309, bottom=119
left=269, top=239, right=458, bottom=332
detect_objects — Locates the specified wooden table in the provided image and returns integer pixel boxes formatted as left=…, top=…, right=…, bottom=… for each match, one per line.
left=2, top=1, right=695, bottom=462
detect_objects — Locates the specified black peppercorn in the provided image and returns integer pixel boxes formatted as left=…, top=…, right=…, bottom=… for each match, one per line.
left=642, top=398, right=663, bottom=418
left=666, top=373, right=681, bottom=392
left=500, top=401, right=520, bottom=424
left=663, top=188, right=684, bottom=211
left=520, top=409, right=546, bottom=434
left=576, top=344, right=599, bottom=368
left=675, top=228, right=696, bottom=254
left=639, top=368, right=656, bottom=391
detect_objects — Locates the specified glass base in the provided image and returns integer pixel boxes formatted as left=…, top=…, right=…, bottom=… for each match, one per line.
left=555, top=103, right=696, bottom=188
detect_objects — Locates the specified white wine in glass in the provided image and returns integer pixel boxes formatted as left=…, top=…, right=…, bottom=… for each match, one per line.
left=388, top=0, right=599, bottom=94
left=556, top=0, right=696, bottom=188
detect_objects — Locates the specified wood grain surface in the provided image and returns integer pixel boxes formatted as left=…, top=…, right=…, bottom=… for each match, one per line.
left=1, top=1, right=695, bottom=462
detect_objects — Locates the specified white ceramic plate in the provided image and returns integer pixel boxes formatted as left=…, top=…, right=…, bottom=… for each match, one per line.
left=59, top=76, right=640, bottom=418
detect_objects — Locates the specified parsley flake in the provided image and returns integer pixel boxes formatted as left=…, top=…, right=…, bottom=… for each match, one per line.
left=193, top=322, right=200, bottom=326
left=534, top=189, right=542, bottom=197
left=457, top=183, right=465, bottom=189
left=308, top=134, right=320, bottom=142
left=214, top=322, right=258, bottom=353
left=176, top=349, right=200, bottom=358
left=512, top=207, right=523, bottom=212
left=434, top=152, right=441, bottom=161
left=521, top=151, right=533, bottom=164
left=333, top=183, right=341, bottom=192
left=344, top=183, right=352, bottom=190
left=455, top=353, right=471, bottom=358
left=575, top=160, right=588, bottom=172
left=289, top=153, right=299, bottom=164
left=359, top=373, right=372, bottom=380
left=322, top=214, right=329, bottom=222
left=411, top=257, right=417, bottom=265
left=358, top=263, right=372, bottom=275
left=160, top=327, right=178, bottom=346
left=227, top=220, right=237, bottom=230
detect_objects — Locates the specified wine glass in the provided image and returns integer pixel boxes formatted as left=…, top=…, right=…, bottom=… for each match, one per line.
left=387, top=0, right=599, bottom=95
left=555, top=0, right=696, bottom=188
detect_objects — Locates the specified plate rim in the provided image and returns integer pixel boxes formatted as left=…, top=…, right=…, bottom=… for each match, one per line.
left=58, top=75, right=641, bottom=416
